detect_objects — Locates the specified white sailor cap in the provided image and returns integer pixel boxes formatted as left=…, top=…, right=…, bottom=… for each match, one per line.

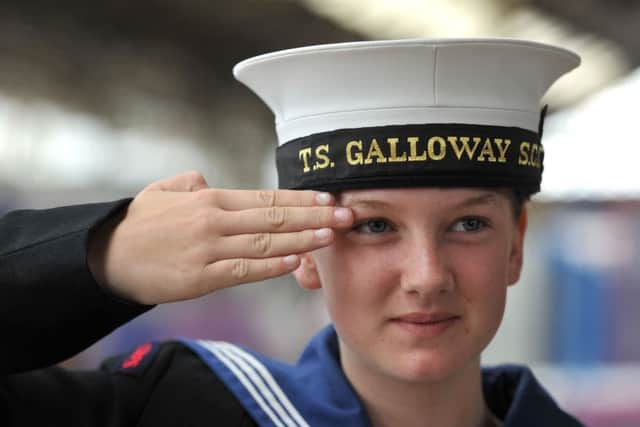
left=234, top=39, right=580, bottom=194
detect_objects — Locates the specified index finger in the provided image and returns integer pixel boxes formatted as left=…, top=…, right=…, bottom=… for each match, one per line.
left=206, top=189, right=335, bottom=211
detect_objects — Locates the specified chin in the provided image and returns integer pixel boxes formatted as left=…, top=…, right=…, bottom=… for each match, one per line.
left=387, top=350, right=475, bottom=384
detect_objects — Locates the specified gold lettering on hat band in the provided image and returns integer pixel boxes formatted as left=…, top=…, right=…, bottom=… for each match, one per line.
left=277, top=123, right=543, bottom=193
left=346, top=140, right=363, bottom=165
left=518, top=142, right=544, bottom=168
left=299, top=144, right=335, bottom=172
left=297, top=135, right=539, bottom=173
left=386, top=138, right=407, bottom=162
left=407, top=136, right=426, bottom=161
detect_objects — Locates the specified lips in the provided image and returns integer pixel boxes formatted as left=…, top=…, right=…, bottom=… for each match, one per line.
left=393, top=312, right=460, bottom=324
left=390, top=312, right=461, bottom=338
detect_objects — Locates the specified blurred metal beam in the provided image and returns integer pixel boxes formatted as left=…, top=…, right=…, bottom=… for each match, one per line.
left=530, top=0, right=640, bottom=66
left=0, top=0, right=360, bottom=122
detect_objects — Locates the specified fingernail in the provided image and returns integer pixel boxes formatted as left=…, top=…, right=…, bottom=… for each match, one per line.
left=283, top=255, right=299, bottom=267
left=333, top=208, right=351, bottom=223
left=314, top=228, right=332, bottom=241
left=315, top=192, right=333, bottom=205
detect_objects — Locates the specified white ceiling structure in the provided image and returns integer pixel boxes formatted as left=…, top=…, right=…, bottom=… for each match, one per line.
left=0, top=97, right=228, bottom=192
left=541, top=67, right=640, bottom=200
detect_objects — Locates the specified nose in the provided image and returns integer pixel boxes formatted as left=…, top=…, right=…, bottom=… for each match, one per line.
left=399, top=238, right=454, bottom=297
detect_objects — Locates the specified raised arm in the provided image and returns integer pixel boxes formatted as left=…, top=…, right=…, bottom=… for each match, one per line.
left=0, top=197, right=150, bottom=374
left=1, top=171, right=353, bottom=374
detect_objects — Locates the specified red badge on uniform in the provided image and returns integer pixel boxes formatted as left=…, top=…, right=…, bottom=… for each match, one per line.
left=121, top=342, right=153, bottom=369
left=107, top=342, right=160, bottom=376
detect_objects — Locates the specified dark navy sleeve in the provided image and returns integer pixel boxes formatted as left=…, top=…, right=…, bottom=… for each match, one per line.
left=1, top=342, right=255, bottom=427
left=0, top=201, right=255, bottom=426
left=0, top=200, right=153, bottom=374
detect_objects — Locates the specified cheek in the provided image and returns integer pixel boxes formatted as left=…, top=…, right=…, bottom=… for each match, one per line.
left=313, top=243, right=399, bottom=319
left=452, top=233, right=514, bottom=287
left=450, top=242, right=510, bottom=339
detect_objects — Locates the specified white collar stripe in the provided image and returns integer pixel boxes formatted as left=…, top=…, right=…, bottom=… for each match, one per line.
left=218, top=342, right=310, bottom=427
left=199, top=341, right=290, bottom=427
left=216, top=344, right=302, bottom=427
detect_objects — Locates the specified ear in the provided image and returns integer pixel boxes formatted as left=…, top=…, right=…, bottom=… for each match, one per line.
left=507, top=207, right=528, bottom=286
left=292, top=253, right=322, bottom=290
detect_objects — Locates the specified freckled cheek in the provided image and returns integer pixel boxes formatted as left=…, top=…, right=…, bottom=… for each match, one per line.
left=451, top=241, right=512, bottom=288
left=462, top=284, right=507, bottom=344
left=451, top=246, right=509, bottom=340
left=314, top=245, right=399, bottom=310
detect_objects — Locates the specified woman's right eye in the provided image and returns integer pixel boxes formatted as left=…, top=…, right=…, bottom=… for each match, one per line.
left=354, top=219, right=392, bottom=234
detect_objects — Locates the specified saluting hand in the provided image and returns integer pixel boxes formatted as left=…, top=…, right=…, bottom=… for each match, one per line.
left=88, top=171, right=353, bottom=305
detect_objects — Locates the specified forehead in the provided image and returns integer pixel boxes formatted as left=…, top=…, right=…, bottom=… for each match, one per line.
left=338, top=187, right=509, bottom=210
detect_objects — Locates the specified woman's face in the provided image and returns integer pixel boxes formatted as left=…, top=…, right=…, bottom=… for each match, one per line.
left=296, top=187, right=526, bottom=384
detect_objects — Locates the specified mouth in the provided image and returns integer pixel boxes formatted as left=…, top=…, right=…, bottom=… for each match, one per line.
left=390, top=312, right=461, bottom=338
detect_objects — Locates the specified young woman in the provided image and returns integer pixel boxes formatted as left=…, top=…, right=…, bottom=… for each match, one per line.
left=1, top=39, right=583, bottom=426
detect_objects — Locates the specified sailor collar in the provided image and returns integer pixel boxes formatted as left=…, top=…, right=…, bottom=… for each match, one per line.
left=180, top=325, right=582, bottom=427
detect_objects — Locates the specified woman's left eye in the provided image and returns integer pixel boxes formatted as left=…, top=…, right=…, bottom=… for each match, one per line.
left=450, top=217, right=488, bottom=232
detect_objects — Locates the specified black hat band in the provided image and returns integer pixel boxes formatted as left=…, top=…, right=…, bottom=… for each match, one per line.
left=276, top=123, right=543, bottom=193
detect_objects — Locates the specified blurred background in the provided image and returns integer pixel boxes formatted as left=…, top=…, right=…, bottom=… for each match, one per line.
left=0, top=0, right=638, bottom=425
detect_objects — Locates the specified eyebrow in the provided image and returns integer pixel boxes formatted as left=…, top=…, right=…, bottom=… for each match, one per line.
left=453, top=192, right=499, bottom=208
left=338, top=191, right=499, bottom=209
left=338, top=195, right=392, bottom=209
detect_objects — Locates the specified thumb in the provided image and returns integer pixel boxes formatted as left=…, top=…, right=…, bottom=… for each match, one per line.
left=144, top=171, right=209, bottom=193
